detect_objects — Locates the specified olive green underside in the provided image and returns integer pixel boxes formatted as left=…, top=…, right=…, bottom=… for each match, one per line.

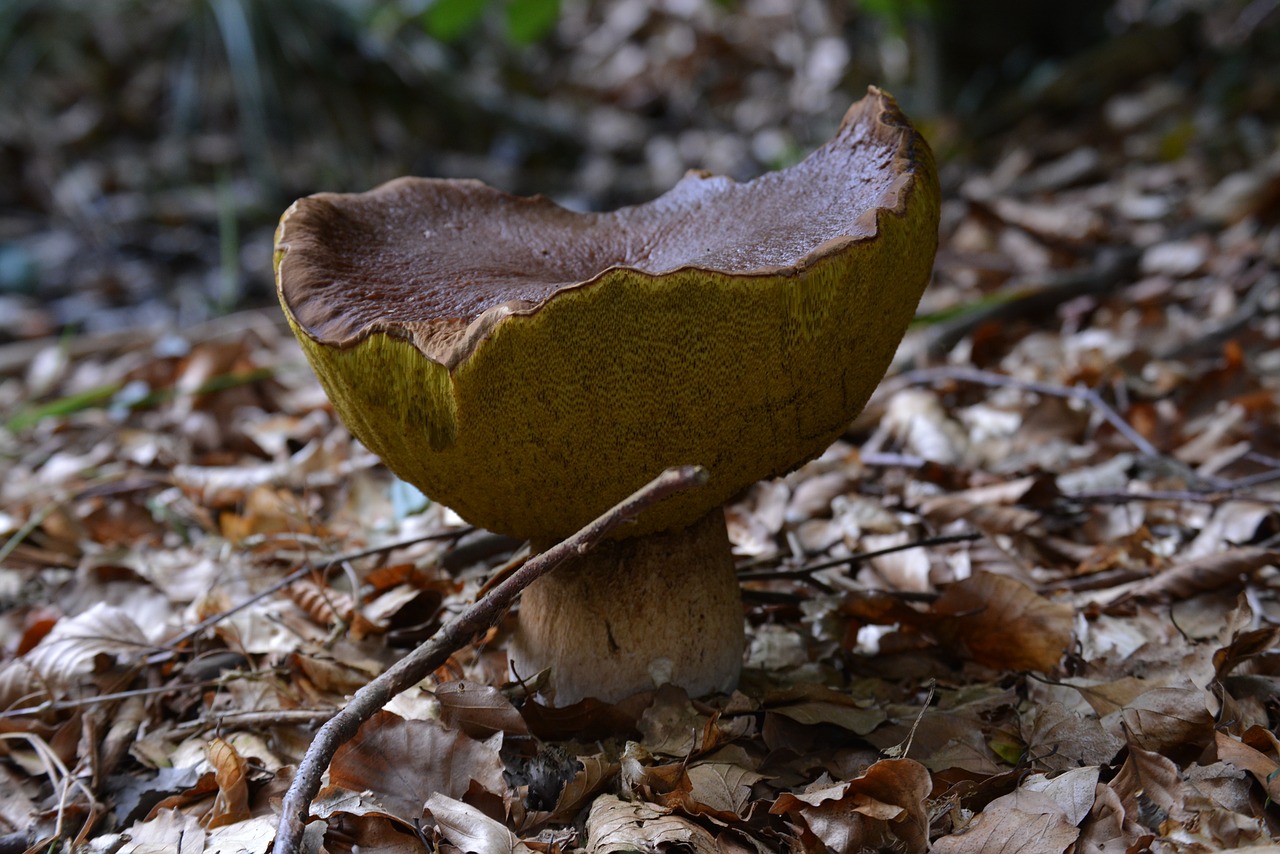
left=285, top=189, right=937, bottom=542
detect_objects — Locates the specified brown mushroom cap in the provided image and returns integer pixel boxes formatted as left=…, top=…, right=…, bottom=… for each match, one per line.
left=276, top=87, right=939, bottom=542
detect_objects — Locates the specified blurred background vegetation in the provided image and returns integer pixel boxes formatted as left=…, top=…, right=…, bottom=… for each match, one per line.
left=0, top=0, right=1275, bottom=340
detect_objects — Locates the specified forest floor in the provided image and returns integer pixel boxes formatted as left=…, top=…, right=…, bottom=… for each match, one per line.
left=2, top=6, right=1280, bottom=854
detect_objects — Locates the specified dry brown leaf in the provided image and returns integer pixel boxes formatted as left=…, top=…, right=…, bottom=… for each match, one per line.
left=670, top=762, right=767, bottom=820
left=436, top=680, right=530, bottom=739
left=768, top=701, right=886, bottom=736
left=204, top=816, right=280, bottom=854
left=1213, top=623, right=1280, bottom=681
left=918, top=496, right=1043, bottom=535
left=586, top=794, right=719, bottom=854
left=1120, top=686, right=1215, bottom=754
left=1111, top=745, right=1185, bottom=821
left=638, top=686, right=709, bottom=757
left=1023, top=702, right=1123, bottom=771
left=426, top=793, right=523, bottom=854
left=1109, top=548, right=1280, bottom=608
left=284, top=578, right=354, bottom=627
left=934, top=786, right=1080, bottom=854
left=930, top=572, right=1074, bottom=672
left=1023, top=767, right=1099, bottom=825
left=993, top=195, right=1105, bottom=241
left=770, top=758, right=932, bottom=854
left=1185, top=760, right=1256, bottom=814
left=0, top=602, right=149, bottom=709
left=1076, top=781, right=1142, bottom=854
left=327, top=710, right=506, bottom=823
left=204, top=737, right=251, bottom=829
left=1214, top=731, right=1280, bottom=803
left=1066, top=676, right=1157, bottom=717
left=518, top=693, right=650, bottom=742
left=117, top=808, right=207, bottom=854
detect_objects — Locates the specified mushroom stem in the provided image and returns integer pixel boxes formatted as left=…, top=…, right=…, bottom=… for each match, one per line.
left=510, top=509, right=744, bottom=706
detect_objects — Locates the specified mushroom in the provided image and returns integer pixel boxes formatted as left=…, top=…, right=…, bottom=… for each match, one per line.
left=275, top=88, right=940, bottom=706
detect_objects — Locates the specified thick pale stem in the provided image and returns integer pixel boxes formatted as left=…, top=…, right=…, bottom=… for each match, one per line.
left=510, top=509, right=743, bottom=706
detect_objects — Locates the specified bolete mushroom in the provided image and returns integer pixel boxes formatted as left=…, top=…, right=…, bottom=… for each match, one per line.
left=275, top=88, right=939, bottom=706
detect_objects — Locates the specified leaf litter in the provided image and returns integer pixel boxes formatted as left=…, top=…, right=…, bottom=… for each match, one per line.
left=2, top=12, right=1280, bottom=854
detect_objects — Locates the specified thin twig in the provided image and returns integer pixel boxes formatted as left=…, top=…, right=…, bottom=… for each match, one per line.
left=737, top=531, right=982, bottom=582
left=170, top=708, right=336, bottom=738
left=270, top=465, right=709, bottom=854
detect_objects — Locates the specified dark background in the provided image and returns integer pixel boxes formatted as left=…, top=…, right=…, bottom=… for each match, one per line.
left=0, top=0, right=1275, bottom=340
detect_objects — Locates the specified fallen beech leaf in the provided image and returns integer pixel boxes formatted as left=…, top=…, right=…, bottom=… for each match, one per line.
left=1066, top=676, right=1152, bottom=717
left=586, top=794, right=718, bottom=853
left=328, top=711, right=506, bottom=823
left=1111, top=746, right=1184, bottom=820
left=1185, top=760, right=1255, bottom=815
left=1075, top=781, right=1137, bottom=854
left=918, top=496, right=1042, bottom=535
left=1120, top=687, right=1214, bottom=754
left=204, top=737, right=251, bottom=829
left=205, top=815, right=280, bottom=854
left=934, top=786, right=1079, bottom=854
left=426, top=793, right=522, bottom=854
left=518, top=693, right=649, bottom=741
left=991, top=195, right=1104, bottom=242
left=770, top=758, right=932, bottom=854
left=638, top=685, right=709, bottom=757
left=1214, top=731, right=1280, bottom=802
left=119, top=809, right=206, bottom=854
left=1109, top=548, right=1279, bottom=608
left=1021, top=766, right=1099, bottom=825
left=931, top=572, right=1073, bottom=672
left=436, top=680, right=529, bottom=738
left=1024, top=703, right=1122, bottom=771
left=769, top=700, right=886, bottom=736
left=678, top=762, right=767, bottom=818
left=0, top=602, right=149, bottom=709
left=1213, top=623, right=1280, bottom=681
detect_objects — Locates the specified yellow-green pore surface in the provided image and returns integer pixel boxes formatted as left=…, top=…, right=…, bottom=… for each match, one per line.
left=276, top=89, right=940, bottom=542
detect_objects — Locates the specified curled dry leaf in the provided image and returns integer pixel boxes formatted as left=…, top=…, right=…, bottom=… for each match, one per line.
left=586, top=794, right=719, bottom=854
left=327, top=710, right=506, bottom=824
left=1108, top=548, right=1280, bottom=609
left=116, top=809, right=207, bottom=854
left=1020, top=767, right=1099, bottom=826
left=0, top=602, right=149, bottom=710
left=1075, top=780, right=1135, bottom=854
left=770, top=758, right=932, bottom=854
left=204, top=737, right=251, bottom=829
left=1111, top=745, right=1186, bottom=821
left=284, top=578, right=354, bottom=627
left=930, top=572, right=1073, bottom=672
left=1213, top=731, right=1280, bottom=803
left=933, top=785, right=1081, bottom=854
left=425, top=793, right=522, bottom=854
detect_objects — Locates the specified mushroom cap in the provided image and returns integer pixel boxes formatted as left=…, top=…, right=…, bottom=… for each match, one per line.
left=276, top=87, right=940, bottom=541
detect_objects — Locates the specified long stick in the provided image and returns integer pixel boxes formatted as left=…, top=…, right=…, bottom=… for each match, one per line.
left=271, top=465, right=709, bottom=854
